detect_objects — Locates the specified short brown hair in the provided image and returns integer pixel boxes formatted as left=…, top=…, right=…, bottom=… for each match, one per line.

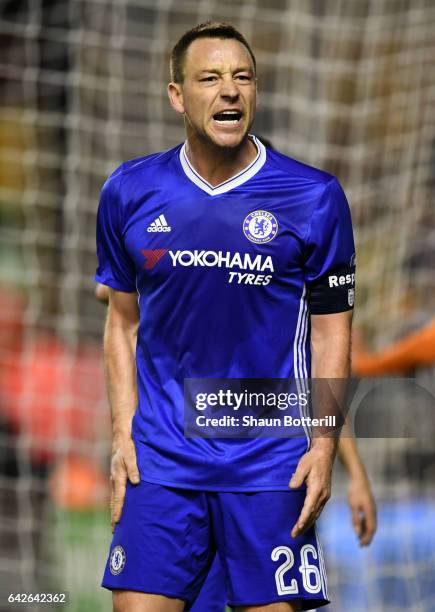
left=170, top=21, right=256, bottom=83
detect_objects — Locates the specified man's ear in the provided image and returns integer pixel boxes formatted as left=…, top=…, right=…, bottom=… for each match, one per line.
left=167, top=82, right=185, bottom=114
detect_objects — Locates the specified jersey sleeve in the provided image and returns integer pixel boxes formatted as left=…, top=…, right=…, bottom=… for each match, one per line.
left=303, top=177, right=356, bottom=314
left=95, top=167, right=137, bottom=292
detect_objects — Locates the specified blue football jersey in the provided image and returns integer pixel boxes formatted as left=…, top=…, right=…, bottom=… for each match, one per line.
left=96, top=136, right=355, bottom=491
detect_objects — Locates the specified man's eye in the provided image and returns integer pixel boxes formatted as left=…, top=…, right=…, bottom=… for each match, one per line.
left=235, top=75, right=251, bottom=81
left=200, top=76, right=217, bottom=82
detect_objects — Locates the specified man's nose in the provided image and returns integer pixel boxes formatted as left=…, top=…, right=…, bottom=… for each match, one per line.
left=219, top=77, right=239, bottom=100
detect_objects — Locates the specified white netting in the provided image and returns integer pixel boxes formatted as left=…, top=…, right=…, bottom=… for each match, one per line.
left=0, top=1, right=434, bottom=610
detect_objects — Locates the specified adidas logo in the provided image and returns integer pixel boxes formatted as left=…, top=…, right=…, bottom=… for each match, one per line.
left=147, top=214, right=171, bottom=233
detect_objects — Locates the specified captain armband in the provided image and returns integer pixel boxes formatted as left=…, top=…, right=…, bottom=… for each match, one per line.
left=307, top=265, right=355, bottom=314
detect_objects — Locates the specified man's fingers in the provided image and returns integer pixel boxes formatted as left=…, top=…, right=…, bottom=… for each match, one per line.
left=119, top=442, right=140, bottom=484
left=352, top=507, right=362, bottom=537
left=124, top=453, right=140, bottom=484
left=350, top=499, right=377, bottom=546
left=108, top=444, right=140, bottom=532
left=291, top=490, right=321, bottom=538
left=358, top=513, right=371, bottom=546
left=358, top=518, right=369, bottom=546
left=289, top=448, right=333, bottom=537
left=110, top=474, right=119, bottom=526
left=289, top=462, right=309, bottom=489
left=110, top=476, right=116, bottom=531
left=292, top=484, right=331, bottom=538
left=359, top=505, right=377, bottom=546
left=111, top=473, right=127, bottom=531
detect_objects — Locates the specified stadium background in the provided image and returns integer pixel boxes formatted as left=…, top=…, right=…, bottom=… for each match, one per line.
left=0, top=0, right=434, bottom=610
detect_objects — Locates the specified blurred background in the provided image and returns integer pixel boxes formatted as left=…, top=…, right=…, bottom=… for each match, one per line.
left=0, top=0, right=434, bottom=610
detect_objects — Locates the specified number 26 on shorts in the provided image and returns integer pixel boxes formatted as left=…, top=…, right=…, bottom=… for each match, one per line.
left=271, top=545, right=322, bottom=595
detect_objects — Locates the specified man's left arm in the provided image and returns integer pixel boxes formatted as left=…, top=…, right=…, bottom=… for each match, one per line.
left=290, top=310, right=352, bottom=538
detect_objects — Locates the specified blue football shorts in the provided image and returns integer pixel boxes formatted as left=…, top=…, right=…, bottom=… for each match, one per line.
left=191, top=554, right=226, bottom=612
left=102, top=480, right=329, bottom=610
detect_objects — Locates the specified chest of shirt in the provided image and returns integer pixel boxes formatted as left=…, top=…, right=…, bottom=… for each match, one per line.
left=122, top=188, right=311, bottom=294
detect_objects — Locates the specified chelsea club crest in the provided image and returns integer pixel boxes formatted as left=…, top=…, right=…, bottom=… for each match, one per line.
left=110, top=545, right=126, bottom=575
left=243, top=210, right=278, bottom=244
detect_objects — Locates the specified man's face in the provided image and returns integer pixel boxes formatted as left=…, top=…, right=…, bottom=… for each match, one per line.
left=168, top=37, right=257, bottom=149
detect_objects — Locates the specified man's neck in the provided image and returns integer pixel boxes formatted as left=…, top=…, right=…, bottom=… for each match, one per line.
left=184, top=134, right=258, bottom=187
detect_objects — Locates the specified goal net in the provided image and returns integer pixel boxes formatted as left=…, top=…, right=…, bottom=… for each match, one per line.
left=0, top=0, right=434, bottom=610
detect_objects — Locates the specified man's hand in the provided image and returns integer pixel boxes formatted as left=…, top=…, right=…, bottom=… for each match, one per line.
left=289, top=445, right=334, bottom=538
left=110, top=437, right=140, bottom=532
left=347, top=472, right=377, bottom=546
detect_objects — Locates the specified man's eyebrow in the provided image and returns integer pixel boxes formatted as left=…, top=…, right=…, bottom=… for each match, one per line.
left=233, top=66, right=254, bottom=73
left=196, top=67, right=254, bottom=74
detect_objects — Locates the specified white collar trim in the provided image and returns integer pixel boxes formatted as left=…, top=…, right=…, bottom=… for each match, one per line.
left=179, top=135, right=266, bottom=196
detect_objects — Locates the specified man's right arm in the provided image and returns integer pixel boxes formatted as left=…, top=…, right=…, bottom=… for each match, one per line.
left=104, top=287, right=140, bottom=531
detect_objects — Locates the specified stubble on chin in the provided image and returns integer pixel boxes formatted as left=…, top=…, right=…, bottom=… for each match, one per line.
left=199, top=126, right=251, bottom=154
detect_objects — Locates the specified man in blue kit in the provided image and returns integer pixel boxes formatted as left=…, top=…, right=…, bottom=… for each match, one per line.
left=97, top=22, right=356, bottom=611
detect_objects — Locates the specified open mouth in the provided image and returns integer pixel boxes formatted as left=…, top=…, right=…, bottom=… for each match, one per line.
left=212, top=110, right=243, bottom=125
